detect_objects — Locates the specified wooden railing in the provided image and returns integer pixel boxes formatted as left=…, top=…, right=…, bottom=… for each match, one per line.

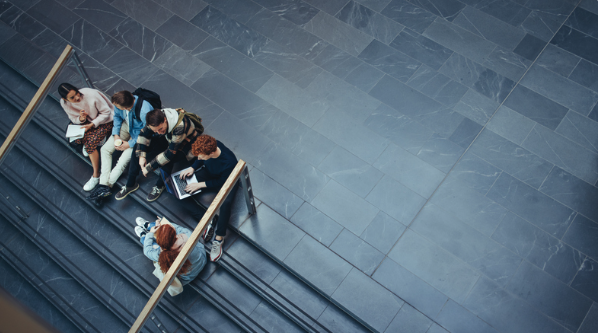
left=129, top=159, right=251, bottom=333
left=0, top=45, right=73, bottom=166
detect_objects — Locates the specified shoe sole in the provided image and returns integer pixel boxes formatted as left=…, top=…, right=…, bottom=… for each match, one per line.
left=146, top=189, right=165, bottom=202
left=210, top=250, right=222, bottom=262
left=115, top=184, right=139, bottom=200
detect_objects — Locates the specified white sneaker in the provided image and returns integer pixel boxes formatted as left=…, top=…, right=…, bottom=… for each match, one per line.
left=134, top=226, right=147, bottom=238
left=210, top=239, right=223, bottom=262
left=135, top=217, right=150, bottom=230
left=82, top=147, right=89, bottom=157
left=83, top=177, right=99, bottom=191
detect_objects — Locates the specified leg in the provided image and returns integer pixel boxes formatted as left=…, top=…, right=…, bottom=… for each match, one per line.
left=125, top=149, right=142, bottom=188
left=214, top=182, right=239, bottom=239
left=89, top=150, right=100, bottom=178
left=99, top=136, right=116, bottom=185
left=109, top=147, right=132, bottom=185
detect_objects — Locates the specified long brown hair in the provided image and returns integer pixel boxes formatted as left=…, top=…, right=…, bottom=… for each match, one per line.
left=155, top=225, right=191, bottom=275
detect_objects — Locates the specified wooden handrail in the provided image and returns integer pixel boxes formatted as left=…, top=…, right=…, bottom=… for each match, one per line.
left=0, top=45, right=72, bottom=166
left=129, top=159, right=247, bottom=333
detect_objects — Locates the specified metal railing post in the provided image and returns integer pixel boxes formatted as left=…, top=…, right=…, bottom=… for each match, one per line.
left=239, top=165, right=257, bottom=215
left=70, top=51, right=94, bottom=89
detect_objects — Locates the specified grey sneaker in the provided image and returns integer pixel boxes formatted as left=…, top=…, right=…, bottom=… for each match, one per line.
left=136, top=217, right=151, bottom=231
left=134, top=226, right=147, bottom=238
left=147, top=186, right=166, bottom=202
left=210, top=239, right=223, bottom=262
left=115, top=184, right=139, bottom=200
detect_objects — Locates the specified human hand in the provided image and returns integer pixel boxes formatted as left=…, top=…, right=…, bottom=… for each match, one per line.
left=142, top=167, right=149, bottom=177
left=149, top=225, right=159, bottom=233
left=179, top=167, right=194, bottom=179
left=82, top=123, right=94, bottom=132
left=115, top=141, right=130, bottom=151
left=139, top=157, right=146, bottom=169
left=185, top=182, right=203, bottom=193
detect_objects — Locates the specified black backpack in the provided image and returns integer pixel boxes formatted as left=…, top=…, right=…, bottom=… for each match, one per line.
left=132, top=88, right=162, bottom=121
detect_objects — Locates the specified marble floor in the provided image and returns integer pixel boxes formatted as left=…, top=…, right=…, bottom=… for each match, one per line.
left=0, top=0, right=596, bottom=332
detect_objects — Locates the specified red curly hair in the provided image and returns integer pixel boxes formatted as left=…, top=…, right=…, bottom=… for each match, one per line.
left=155, top=225, right=190, bottom=275
left=191, top=135, right=217, bottom=156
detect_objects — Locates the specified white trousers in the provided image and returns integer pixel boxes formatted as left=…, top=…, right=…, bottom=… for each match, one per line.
left=99, top=125, right=133, bottom=186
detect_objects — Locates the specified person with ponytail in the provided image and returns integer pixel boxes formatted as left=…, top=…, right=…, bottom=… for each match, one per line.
left=135, top=217, right=207, bottom=285
left=58, top=83, right=114, bottom=191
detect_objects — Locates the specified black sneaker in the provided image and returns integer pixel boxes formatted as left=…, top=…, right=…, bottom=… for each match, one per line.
left=201, top=222, right=214, bottom=243
left=147, top=186, right=165, bottom=202
left=115, top=184, right=139, bottom=200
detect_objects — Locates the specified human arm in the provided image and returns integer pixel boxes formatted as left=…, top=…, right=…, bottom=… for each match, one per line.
left=128, top=100, right=152, bottom=148
left=111, top=107, right=124, bottom=136
left=90, top=90, right=114, bottom=127
left=142, top=232, right=160, bottom=262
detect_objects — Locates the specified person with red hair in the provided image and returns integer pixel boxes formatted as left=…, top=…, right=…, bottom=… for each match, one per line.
left=135, top=217, right=206, bottom=285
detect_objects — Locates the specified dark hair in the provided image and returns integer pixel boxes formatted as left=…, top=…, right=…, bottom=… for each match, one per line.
left=192, top=135, right=217, bottom=156
left=146, top=109, right=165, bottom=127
left=155, top=225, right=190, bottom=275
left=57, top=83, right=80, bottom=100
left=111, top=91, right=134, bottom=108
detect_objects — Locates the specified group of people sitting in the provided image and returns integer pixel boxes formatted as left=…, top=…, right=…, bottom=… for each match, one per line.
left=58, top=83, right=240, bottom=289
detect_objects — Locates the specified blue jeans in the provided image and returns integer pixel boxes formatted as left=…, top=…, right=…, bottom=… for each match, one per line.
left=140, top=222, right=156, bottom=244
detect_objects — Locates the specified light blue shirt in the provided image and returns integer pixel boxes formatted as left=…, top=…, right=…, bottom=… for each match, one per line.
left=112, top=96, right=153, bottom=147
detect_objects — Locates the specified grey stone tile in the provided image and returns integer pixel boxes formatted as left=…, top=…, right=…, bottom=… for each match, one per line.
left=452, top=89, right=499, bottom=126
left=430, top=176, right=507, bottom=236
left=447, top=150, right=501, bottom=195
left=110, top=0, right=173, bottom=31
left=250, top=301, right=304, bottom=333
left=318, top=146, right=384, bottom=198
left=269, top=269, right=329, bottom=319
left=102, top=46, right=160, bottom=86
left=565, top=7, right=597, bottom=38
left=61, top=19, right=124, bottom=63
left=0, top=5, right=45, bottom=40
left=385, top=304, right=432, bottom=333
left=304, top=0, right=349, bottom=15
left=463, top=276, right=571, bottom=333
left=416, top=134, right=465, bottom=173
left=440, top=53, right=516, bottom=103
left=389, top=229, right=481, bottom=302
left=423, top=18, right=496, bottom=63
left=153, top=45, right=211, bottom=86
left=513, top=33, right=547, bottom=61
left=156, top=15, right=208, bottom=52
left=578, top=303, right=598, bottom=333
left=206, top=268, right=263, bottom=315
left=304, top=11, right=373, bottom=56
left=201, top=0, right=262, bottom=24
left=207, top=110, right=271, bottom=166
left=0, top=20, right=15, bottom=46
left=435, top=300, right=499, bottom=333
left=109, top=17, right=171, bottom=62
left=313, top=108, right=389, bottom=164
left=506, top=261, right=593, bottom=331
left=366, top=175, right=426, bottom=224
left=192, top=36, right=273, bottom=93
left=389, top=28, right=452, bottom=70
left=336, top=1, right=404, bottom=44
left=72, top=0, right=126, bottom=33
left=381, top=0, right=436, bottom=33
left=226, top=237, right=282, bottom=284
left=284, top=235, right=353, bottom=296
left=571, top=258, right=597, bottom=302
left=374, top=143, right=445, bottom=198
left=333, top=268, right=403, bottom=332
left=550, top=25, right=597, bottom=64
left=406, top=65, right=468, bottom=107
left=252, top=0, right=319, bottom=26
left=481, top=46, right=532, bottom=82
left=569, top=59, right=598, bottom=92
left=491, top=211, right=586, bottom=284
left=487, top=172, right=576, bottom=238
left=360, top=211, right=405, bottom=254
left=589, top=104, right=598, bottom=121
left=535, top=44, right=581, bottom=77
left=290, top=202, right=343, bottom=247
left=469, top=129, right=553, bottom=189
left=256, top=74, right=328, bottom=127
left=249, top=167, right=303, bottom=219
left=485, top=105, right=535, bottom=145
left=469, top=0, right=531, bottom=27
left=579, top=0, right=598, bottom=14
left=364, top=103, right=434, bottom=154
left=449, top=117, right=482, bottom=148
left=317, top=304, right=372, bottom=333
left=426, top=324, right=450, bottom=333
left=0, top=34, right=43, bottom=80
left=523, top=124, right=597, bottom=185
left=369, top=75, right=444, bottom=119
left=504, top=84, right=568, bottom=130
left=254, top=142, right=330, bottom=202
left=153, top=0, right=207, bottom=21
left=358, top=39, right=420, bottom=82
left=330, top=229, right=385, bottom=275
left=413, top=202, right=522, bottom=286
left=453, top=6, right=525, bottom=50
left=65, top=52, right=121, bottom=93
left=355, top=0, right=391, bottom=12
left=190, top=6, right=267, bottom=58
left=562, top=214, right=598, bottom=261
left=521, top=10, right=563, bottom=42
left=27, top=0, right=79, bottom=34
left=540, top=166, right=597, bottom=221
left=239, top=204, right=305, bottom=261
left=311, top=180, right=378, bottom=235
left=344, top=61, right=385, bottom=92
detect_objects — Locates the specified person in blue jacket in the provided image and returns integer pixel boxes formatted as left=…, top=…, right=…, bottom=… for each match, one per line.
left=99, top=91, right=153, bottom=187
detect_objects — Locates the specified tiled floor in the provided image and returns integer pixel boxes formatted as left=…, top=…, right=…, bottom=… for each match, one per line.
left=0, top=0, right=596, bottom=332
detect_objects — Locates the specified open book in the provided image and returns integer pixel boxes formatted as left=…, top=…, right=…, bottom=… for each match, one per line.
left=66, top=124, right=85, bottom=142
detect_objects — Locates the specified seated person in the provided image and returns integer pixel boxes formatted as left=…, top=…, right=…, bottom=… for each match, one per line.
left=178, top=135, right=239, bottom=262
left=135, top=216, right=207, bottom=286
left=58, top=83, right=114, bottom=191
left=99, top=91, right=152, bottom=188
left=115, top=108, right=200, bottom=202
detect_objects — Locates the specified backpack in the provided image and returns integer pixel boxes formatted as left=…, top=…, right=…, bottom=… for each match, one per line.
left=132, top=88, right=162, bottom=121
left=171, top=108, right=204, bottom=135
